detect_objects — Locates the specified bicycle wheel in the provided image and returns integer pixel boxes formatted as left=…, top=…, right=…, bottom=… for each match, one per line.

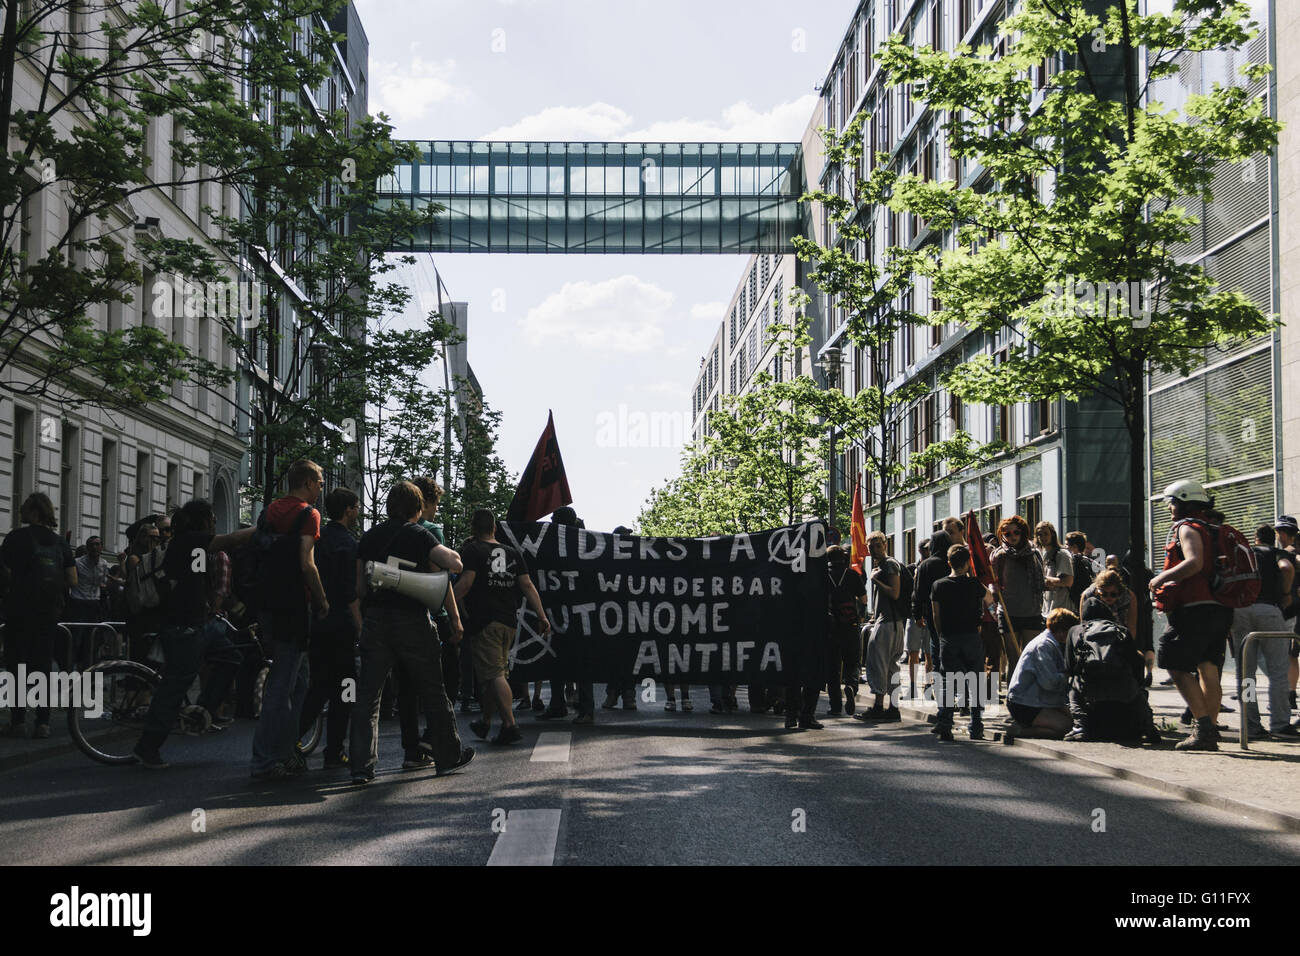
left=67, top=659, right=162, bottom=765
left=298, top=705, right=324, bottom=755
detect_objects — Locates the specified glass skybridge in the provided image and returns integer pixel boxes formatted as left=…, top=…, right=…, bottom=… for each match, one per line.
left=380, top=141, right=805, bottom=254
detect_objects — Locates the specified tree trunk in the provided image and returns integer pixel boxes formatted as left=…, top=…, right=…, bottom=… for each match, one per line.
left=1125, top=383, right=1148, bottom=569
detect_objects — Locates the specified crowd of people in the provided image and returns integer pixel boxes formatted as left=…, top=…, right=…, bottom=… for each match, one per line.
left=2, top=466, right=1298, bottom=779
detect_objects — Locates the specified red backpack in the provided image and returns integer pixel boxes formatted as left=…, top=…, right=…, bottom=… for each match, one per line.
left=1174, top=518, right=1261, bottom=609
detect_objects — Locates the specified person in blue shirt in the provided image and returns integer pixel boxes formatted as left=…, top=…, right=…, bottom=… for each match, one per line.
left=1006, top=607, right=1076, bottom=739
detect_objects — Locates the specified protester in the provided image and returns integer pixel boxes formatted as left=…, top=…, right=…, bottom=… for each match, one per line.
left=458, top=508, right=549, bottom=746
left=825, top=545, right=866, bottom=716
left=1082, top=534, right=1106, bottom=577
left=1, top=493, right=76, bottom=739
left=1121, top=551, right=1157, bottom=686
left=1035, top=521, right=1074, bottom=616
left=131, top=499, right=255, bottom=767
left=911, top=528, right=954, bottom=708
left=67, top=535, right=110, bottom=622
left=1149, top=479, right=1235, bottom=752
left=862, top=532, right=903, bottom=721
left=1064, top=532, right=1096, bottom=610
left=351, top=482, right=472, bottom=782
left=1231, top=525, right=1297, bottom=739
left=1006, top=608, right=1076, bottom=740
left=298, top=488, right=362, bottom=767
left=901, top=540, right=930, bottom=701
left=930, top=544, right=995, bottom=741
left=990, top=515, right=1045, bottom=662
left=1064, top=600, right=1160, bottom=745
left=193, top=541, right=243, bottom=732
left=602, top=526, right=640, bottom=712
left=250, top=459, right=329, bottom=780
left=537, top=505, right=583, bottom=720
left=1276, top=515, right=1300, bottom=719
left=122, top=521, right=165, bottom=661
left=1080, top=569, right=1138, bottom=636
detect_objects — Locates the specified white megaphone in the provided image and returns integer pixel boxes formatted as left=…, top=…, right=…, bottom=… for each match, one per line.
left=365, top=556, right=450, bottom=610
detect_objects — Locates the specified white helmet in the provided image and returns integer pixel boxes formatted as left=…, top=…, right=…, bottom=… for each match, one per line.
left=1162, top=479, right=1210, bottom=505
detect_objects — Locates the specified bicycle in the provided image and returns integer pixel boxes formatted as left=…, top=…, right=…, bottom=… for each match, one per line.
left=68, top=619, right=325, bottom=765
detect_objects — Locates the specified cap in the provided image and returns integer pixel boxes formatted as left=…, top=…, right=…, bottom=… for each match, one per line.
left=1274, top=515, right=1299, bottom=534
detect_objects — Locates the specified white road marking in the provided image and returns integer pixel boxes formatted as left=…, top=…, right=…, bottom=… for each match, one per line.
left=486, top=809, right=563, bottom=866
left=531, top=731, right=571, bottom=762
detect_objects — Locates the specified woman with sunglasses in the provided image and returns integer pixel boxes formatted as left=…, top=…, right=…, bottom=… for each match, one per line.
left=1079, top=569, right=1139, bottom=637
left=990, top=515, right=1046, bottom=663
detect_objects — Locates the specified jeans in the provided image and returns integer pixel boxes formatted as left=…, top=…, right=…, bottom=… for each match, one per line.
left=139, top=624, right=202, bottom=747
left=250, top=631, right=311, bottom=773
left=197, top=617, right=243, bottom=717
left=299, top=619, right=356, bottom=757
left=1232, top=603, right=1294, bottom=733
left=3, top=613, right=57, bottom=728
left=350, top=608, right=463, bottom=773
left=864, top=617, right=905, bottom=699
left=827, top=621, right=861, bottom=710
left=936, top=632, right=984, bottom=731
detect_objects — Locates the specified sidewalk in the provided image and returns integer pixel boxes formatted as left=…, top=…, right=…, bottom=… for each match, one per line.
left=0, top=710, right=111, bottom=771
left=891, top=659, right=1300, bottom=833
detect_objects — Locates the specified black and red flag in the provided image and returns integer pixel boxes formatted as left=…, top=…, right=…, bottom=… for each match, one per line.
left=964, top=511, right=996, bottom=588
left=507, top=410, right=573, bottom=523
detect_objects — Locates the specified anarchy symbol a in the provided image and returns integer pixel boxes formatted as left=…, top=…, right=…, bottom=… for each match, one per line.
left=510, top=599, right=557, bottom=666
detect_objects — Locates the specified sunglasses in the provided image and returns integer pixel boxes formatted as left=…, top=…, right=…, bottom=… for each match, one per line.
left=1100, top=590, right=1120, bottom=599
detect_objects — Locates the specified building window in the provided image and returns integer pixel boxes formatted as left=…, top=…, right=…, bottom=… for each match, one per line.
left=101, top=439, right=118, bottom=546
left=136, top=451, right=151, bottom=518
left=12, top=406, right=34, bottom=519
left=1018, top=493, right=1042, bottom=530
left=166, top=462, right=180, bottom=510
left=60, top=423, right=80, bottom=536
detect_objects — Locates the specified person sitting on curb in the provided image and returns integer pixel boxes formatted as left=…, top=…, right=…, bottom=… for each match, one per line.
left=1005, top=608, right=1076, bottom=740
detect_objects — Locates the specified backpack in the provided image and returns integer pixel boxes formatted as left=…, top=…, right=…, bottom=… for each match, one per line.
left=893, top=563, right=914, bottom=619
left=231, top=504, right=314, bottom=615
left=125, top=549, right=171, bottom=614
left=1068, top=552, right=1094, bottom=607
left=1180, top=519, right=1260, bottom=609
left=1069, top=619, right=1141, bottom=704
left=30, top=535, right=69, bottom=615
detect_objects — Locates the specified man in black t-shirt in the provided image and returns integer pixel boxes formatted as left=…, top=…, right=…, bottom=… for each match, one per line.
left=349, top=481, right=473, bottom=783
left=826, top=545, right=867, bottom=716
left=930, top=544, right=995, bottom=742
left=456, top=508, right=549, bottom=745
left=1, top=493, right=76, bottom=738
left=132, top=499, right=255, bottom=767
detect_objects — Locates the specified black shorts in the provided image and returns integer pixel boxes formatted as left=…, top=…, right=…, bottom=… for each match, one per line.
left=1008, top=701, right=1041, bottom=726
left=1157, top=604, right=1233, bottom=673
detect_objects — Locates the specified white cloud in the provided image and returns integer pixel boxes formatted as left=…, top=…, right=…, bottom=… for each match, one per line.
left=689, top=301, right=726, bottom=321
left=370, top=54, right=465, bottom=129
left=519, top=275, right=675, bottom=353
left=480, top=96, right=817, bottom=142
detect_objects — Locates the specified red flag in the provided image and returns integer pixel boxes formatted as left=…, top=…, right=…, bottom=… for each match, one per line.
left=965, top=510, right=995, bottom=588
left=507, top=411, right=573, bottom=523
left=849, top=477, right=868, bottom=573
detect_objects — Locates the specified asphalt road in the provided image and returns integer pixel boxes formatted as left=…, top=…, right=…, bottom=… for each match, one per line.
left=2, top=692, right=1298, bottom=866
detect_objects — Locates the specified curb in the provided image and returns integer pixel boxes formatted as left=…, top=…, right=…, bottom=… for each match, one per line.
left=894, top=702, right=1300, bottom=834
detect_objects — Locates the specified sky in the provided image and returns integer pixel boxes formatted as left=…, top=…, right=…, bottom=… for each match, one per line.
left=353, top=0, right=859, bottom=532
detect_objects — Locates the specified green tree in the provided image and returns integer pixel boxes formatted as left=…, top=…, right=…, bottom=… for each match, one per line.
left=880, top=0, right=1279, bottom=561
left=793, top=112, right=992, bottom=536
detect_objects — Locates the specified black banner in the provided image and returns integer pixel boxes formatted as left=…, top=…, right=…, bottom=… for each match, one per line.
left=498, top=520, right=829, bottom=685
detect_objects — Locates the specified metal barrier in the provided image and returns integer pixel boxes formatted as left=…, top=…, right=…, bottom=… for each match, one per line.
left=1236, top=631, right=1298, bottom=751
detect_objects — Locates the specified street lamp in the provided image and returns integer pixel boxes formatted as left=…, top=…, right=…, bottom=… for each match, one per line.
left=819, top=346, right=844, bottom=531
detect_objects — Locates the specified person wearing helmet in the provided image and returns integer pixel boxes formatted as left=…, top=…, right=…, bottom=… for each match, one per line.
left=1148, top=479, right=1233, bottom=751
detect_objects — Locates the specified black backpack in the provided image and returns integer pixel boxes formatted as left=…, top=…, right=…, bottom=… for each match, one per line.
left=1069, top=619, right=1141, bottom=704
left=893, top=562, right=914, bottom=619
left=1068, top=552, right=1094, bottom=607
left=232, top=504, right=314, bottom=615
left=30, top=535, right=69, bottom=615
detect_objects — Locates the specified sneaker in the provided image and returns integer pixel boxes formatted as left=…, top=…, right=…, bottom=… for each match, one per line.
left=493, top=724, right=523, bottom=745
left=601, top=694, right=619, bottom=710
left=682, top=700, right=694, bottom=712
left=33, top=724, right=50, bottom=739
left=252, top=763, right=291, bottom=780
left=799, top=718, right=824, bottom=730
left=1143, top=672, right=1153, bottom=688
left=664, top=699, right=677, bottom=712
left=1159, top=677, right=1175, bottom=686
left=709, top=703, right=725, bottom=714
left=1271, top=724, right=1300, bottom=738
left=969, top=725, right=985, bottom=741
left=323, top=752, right=349, bottom=769
left=132, top=746, right=169, bottom=769
left=1064, top=725, right=1088, bottom=742
left=827, top=708, right=843, bottom=717
left=436, top=746, right=475, bottom=777
left=785, top=714, right=799, bottom=729
left=284, top=751, right=308, bottom=775
left=531, top=695, right=545, bottom=711
left=1144, top=728, right=1163, bottom=746
left=351, top=769, right=375, bottom=785
left=211, top=714, right=235, bottom=728
left=571, top=713, right=593, bottom=725
left=1245, top=726, right=1270, bottom=741
left=936, top=727, right=954, bottom=742
left=622, top=700, right=637, bottom=711
left=402, top=751, right=435, bottom=770
left=880, top=706, right=902, bottom=723
left=469, top=719, right=490, bottom=741
left=1219, top=704, right=1235, bottom=713
left=866, top=700, right=885, bottom=720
